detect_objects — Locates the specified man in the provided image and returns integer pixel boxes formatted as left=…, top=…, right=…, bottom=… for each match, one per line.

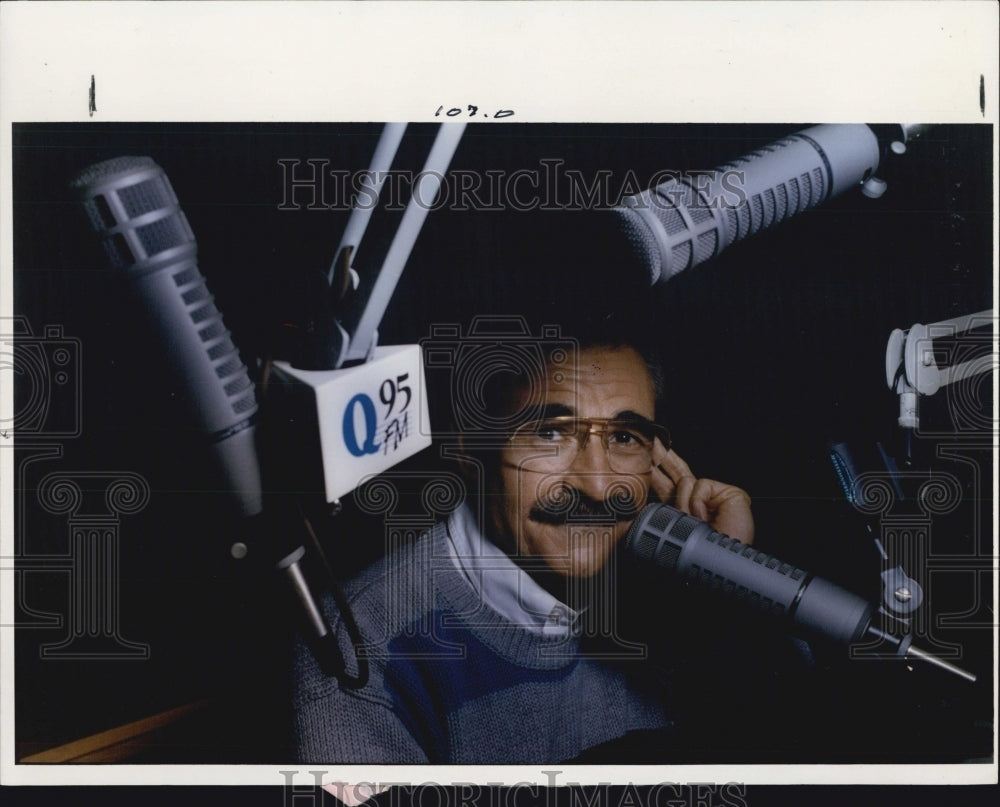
left=292, top=327, right=763, bottom=763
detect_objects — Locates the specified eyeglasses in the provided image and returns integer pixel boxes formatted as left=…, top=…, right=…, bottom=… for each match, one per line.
left=505, top=416, right=671, bottom=474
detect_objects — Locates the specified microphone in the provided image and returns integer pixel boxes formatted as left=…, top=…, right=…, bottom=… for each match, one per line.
left=72, top=156, right=358, bottom=680
left=623, top=503, right=976, bottom=682
left=612, top=124, right=882, bottom=285
left=71, top=156, right=263, bottom=518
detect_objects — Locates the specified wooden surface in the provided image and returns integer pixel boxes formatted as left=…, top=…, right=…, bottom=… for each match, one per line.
left=18, top=700, right=211, bottom=764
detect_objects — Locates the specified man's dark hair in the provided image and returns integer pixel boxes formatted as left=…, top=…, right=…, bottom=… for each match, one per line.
left=564, top=312, right=666, bottom=406
left=449, top=208, right=669, bottom=437
left=476, top=311, right=667, bottom=432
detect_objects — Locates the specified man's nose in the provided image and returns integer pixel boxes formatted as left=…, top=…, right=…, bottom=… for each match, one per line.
left=566, top=431, right=616, bottom=497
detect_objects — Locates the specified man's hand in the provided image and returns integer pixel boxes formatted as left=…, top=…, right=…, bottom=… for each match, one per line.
left=650, top=439, right=755, bottom=545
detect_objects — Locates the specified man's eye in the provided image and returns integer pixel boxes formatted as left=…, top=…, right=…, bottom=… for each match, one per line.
left=610, top=428, right=648, bottom=447
left=534, top=422, right=572, bottom=440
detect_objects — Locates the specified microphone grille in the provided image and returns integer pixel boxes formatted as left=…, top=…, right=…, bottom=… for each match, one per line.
left=69, top=155, right=157, bottom=189
left=611, top=204, right=665, bottom=285
left=72, top=156, right=194, bottom=271
left=612, top=179, right=724, bottom=286
left=133, top=213, right=191, bottom=256
left=631, top=530, right=659, bottom=562
left=117, top=174, right=176, bottom=220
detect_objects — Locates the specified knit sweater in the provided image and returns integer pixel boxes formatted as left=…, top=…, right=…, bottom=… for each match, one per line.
left=292, top=519, right=675, bottom=764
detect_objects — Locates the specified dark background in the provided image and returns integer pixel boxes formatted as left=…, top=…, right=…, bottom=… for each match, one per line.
left=9, top=123, right=994, bottom=764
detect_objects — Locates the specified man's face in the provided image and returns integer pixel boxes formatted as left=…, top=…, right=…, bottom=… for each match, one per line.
left=488, top=345, right=656, bottom=580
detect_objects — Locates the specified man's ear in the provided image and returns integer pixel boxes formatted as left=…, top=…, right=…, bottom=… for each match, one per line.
left=448, top=431, right=484, bottom=486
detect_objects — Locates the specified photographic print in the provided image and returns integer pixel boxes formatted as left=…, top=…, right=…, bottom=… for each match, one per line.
left=1, top=2, right=996, bottom=805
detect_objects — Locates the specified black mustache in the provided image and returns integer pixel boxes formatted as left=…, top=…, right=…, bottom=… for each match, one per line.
left=529, top=484, right=641, bottom=525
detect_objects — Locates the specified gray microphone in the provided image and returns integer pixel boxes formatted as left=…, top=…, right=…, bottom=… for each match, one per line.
left=71, top=158, right=366, bottom=679
left=625, top=503, right=873, bottom=644
left=623, top=503, right=976, bottom=681
left=71, top=156, right=263, bottom=518
left=613, top=124, right=882, bottom=284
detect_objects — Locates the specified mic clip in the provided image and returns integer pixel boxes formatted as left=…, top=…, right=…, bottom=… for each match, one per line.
left=879, top=564, right=923, bottom=620
left=272, top=266, right=352, bottom=371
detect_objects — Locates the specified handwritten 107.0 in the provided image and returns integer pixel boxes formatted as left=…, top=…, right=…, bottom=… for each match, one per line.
left=435, top=105, right=513, bottom=119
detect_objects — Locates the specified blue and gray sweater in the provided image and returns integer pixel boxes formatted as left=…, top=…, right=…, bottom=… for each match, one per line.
left=292, top=520, right=675, bottom=763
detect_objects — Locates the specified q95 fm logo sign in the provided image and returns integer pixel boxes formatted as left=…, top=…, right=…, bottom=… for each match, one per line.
left=342, top=372, right=413, bottom=458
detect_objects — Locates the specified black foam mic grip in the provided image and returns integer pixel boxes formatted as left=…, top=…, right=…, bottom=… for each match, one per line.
left=624, top=504, right=874, bottom=646
left=71, top=156, right=263, bottom=518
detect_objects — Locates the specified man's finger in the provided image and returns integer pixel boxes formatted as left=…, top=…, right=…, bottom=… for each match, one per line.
left=650, top=463, right=677, bottom=502
left=654, top=445, right=695, bottom=484
left=687, top=478, right=754, bottom=544
left=673, top=474, right=696, bottom=515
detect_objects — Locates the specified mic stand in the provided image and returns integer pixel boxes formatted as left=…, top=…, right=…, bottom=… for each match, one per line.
left=885, top=308, right=995, bottom=463
left=831, top=307, right=997, bottom=682
left=263, top=123, right=467, bottom=680
left=828, top=441, right=978, bottom=683
left=278, top=122, right=467, bottom=370
left=860, top=625, right=977, bottom=683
